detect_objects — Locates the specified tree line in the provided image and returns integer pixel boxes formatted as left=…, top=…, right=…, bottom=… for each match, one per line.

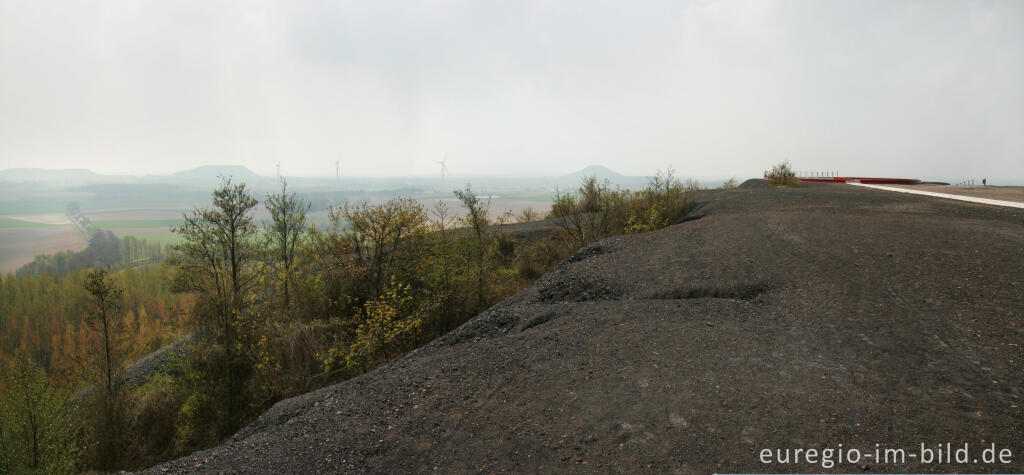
left=16, top=231, right=166, bottom=278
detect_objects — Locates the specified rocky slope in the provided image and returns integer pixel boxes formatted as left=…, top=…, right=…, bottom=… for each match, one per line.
left=144, top=181, right=1024, bottom=474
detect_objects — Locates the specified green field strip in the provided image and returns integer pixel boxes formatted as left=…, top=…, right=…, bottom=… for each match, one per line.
left=115, top=230, right=183, bottom=246
left=84, top=207, right=193, bottom=215
left=0, top=201, right=68, bottom=215
left=0, top=218, right=59, bottom=228
left=92, top=219, right=185, bottom=229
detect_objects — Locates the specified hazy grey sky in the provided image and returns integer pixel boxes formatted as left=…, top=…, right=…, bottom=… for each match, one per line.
left=1, top=0, right=1022, bottom=181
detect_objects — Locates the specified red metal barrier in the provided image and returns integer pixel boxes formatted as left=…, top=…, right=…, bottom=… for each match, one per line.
left=789, top=177, right=921, bottom=185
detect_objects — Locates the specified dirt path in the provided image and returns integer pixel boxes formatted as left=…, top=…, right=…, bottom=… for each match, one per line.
left=143, top=182, right=1024, bottom=474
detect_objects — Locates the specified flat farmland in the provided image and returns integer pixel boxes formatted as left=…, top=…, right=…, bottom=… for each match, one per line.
left=85, top=209, right=189, bottom=221
left=0, top=186, right=555, bottom=275
left=107, top=230, right=181, bottom=247
left=1, top=213, right=71, bottom=225
left=424, top=198, right=552, bottom=220
left=0, top=225, right=87, bottom=274
left=87, top=210, right=187, bottom=247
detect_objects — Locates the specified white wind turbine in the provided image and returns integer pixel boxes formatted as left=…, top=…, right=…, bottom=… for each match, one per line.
left=435, top=153, right=449, bottom=184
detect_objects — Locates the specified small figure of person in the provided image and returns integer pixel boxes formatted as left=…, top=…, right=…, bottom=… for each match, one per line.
left=983, top=178, right=987, bottom=186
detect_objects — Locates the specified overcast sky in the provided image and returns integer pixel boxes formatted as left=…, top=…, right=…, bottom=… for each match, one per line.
left=1, top=0, right=1022, bottom=182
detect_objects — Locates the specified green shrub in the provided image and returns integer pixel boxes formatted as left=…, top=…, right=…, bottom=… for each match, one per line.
left=625, top=202, right=669, bottom=234
left=622, top=167, right=695, bottom=233
left=516, top=208, right=539, bottom=223
left=766, top=160, right=801, bottom=187
left=514, top=233, right=573, bottom=280
left=0, top=356, right=82, bottom=474
left=124, top=373, right=182, bottom=469
left=346, top=277, right=428, bottom=369
left=548, top=176, right=617, bottom=249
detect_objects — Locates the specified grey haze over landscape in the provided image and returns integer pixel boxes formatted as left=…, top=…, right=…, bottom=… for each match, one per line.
left=1, top=0, right=1022, bottom=183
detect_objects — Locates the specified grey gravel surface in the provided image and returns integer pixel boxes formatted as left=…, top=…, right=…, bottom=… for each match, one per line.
left=76, top=334, right=191, bottom=401
left=143, top=180, right=1024, bottom=474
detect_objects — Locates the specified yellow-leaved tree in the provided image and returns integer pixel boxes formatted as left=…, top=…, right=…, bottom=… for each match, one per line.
left=346, top=277, right=426, bottom=370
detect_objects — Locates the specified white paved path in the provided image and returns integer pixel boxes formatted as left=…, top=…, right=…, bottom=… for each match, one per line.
left=848, top=183, right=1024, bottom=209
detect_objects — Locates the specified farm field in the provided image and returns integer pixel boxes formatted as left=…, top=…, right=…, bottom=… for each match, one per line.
left=84, top=209, right=190, bottom=221
left=0, top=218, right=56, bottom=228
left=0, top=225, right=87, bottom=274
left=2, top=213, right=71, bottom=225
left=111, top=230, right=182, bottom=247
left=421, top=197, right=551, bottom=220
left=0, top=200, right=69, bottom=216
left=86, top=211, right=187, bottom=247
left=0, top=183, right=555, bottom=275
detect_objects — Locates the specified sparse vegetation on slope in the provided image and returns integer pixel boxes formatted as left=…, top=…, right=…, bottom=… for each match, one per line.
left=549, top=168, right=697, bottom=248
left=0, top=170, right=705, bottom=472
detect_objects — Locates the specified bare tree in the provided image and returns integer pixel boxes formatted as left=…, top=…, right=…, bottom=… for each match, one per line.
left=454, top=185, right=491, bottom=310
left=265, top=177, right=309, bottom=313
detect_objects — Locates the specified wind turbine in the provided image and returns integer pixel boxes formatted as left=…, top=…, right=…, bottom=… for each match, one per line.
left=276, top=162, right=281, bottom=178
left=335, top=160, right=340, bottom=183
left=435, top=153, right=449, bottom=184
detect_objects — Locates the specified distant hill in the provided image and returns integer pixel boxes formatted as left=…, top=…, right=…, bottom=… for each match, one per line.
left=0, top=168, right=96, bottom=180
left=560, top=165, right=625, bottom=181
left=557, top=165, right=647, bottom=188
left=0, top=168, right=135, bottom=186
left=0, top=165, right=266, bottom=188
left=166, top=165, right=262, bottom=182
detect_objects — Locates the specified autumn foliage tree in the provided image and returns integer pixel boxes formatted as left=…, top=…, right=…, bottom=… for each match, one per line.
left=345, top=277, right=428, bottom=370
left=339, top=197, right=430, bottom=306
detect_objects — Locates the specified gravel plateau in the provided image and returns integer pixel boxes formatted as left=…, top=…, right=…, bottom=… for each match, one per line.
left=144, top=180, right=1024, bottom=474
